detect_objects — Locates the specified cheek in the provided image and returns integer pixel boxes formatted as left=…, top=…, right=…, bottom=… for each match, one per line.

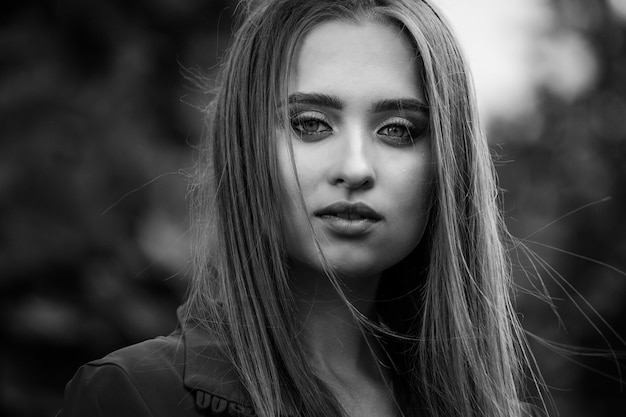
left=278, top=139, right=321, bottom=204
left=276, top=138, right=310, bottom=240
left=389, top=155, right=433, bottom=241
left=277, top=135, right=307, bottom=210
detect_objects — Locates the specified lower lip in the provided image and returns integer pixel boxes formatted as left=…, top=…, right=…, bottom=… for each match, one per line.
left=318, top=216, right=379, bottom=236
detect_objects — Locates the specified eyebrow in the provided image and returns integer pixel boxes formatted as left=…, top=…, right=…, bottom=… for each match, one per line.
left=288, top=93, right=343, bottom=110
left=287, top=92, right=428, bottom=114
left=372, top=98, right=429, bottom=114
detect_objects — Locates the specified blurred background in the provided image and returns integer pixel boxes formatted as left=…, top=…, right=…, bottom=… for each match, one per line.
left=1, top=0, right=624, bottom=416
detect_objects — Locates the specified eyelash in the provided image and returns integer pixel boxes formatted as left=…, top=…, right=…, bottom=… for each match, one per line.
left=289, top=112, right=428, bottom=146
left=290, top=111, right=333, bottom=140
left=375, top=117, right=427, bottom=146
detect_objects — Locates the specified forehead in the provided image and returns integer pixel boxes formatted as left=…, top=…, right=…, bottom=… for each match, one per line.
left=289, top=20, right=424, bottom=102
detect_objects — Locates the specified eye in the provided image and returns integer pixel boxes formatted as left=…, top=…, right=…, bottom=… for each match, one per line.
left=378, top=125, right=411, bottom=139
left=376, top=117, right=428, bottom=146
left=290, top=111, right=333, bottom=139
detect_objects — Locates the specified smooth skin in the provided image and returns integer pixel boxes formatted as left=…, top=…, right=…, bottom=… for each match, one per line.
left=278, top=20, right=432, bottom=417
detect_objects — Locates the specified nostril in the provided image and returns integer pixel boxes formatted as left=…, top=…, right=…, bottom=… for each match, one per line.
left=332, top=174, right=375, bottom=190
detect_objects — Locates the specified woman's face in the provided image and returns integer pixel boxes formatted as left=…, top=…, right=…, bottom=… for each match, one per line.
left=279, top=20, right=432, bottom=279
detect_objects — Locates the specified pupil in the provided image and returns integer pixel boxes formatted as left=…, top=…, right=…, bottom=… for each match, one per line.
left=304, top=120, right=319, bottom=132
left=391, top=126, right=404, bottom=136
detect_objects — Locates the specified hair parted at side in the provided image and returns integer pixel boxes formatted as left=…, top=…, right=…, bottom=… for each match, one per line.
left=183, top=1, right=539, bottom=416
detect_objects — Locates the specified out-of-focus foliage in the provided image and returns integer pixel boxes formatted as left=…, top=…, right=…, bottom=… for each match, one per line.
left=0, top=1, right=232, bottom=416
left=495, top=0, right=626, bottom=415
left=0, top=0, right=623, bottom=416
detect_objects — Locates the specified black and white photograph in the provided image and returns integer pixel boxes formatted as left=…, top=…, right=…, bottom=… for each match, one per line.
left=1, top=1, right=625, bottom=416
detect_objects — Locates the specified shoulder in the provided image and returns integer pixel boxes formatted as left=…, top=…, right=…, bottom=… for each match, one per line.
left=59, top=327, right=257, bottom=417
left=59, top=333, right=192, bottom=417
left=89, top=332, right=186, bottom=384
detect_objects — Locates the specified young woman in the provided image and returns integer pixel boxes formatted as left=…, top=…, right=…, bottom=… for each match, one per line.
left=59, top=0, right=544, bottom=416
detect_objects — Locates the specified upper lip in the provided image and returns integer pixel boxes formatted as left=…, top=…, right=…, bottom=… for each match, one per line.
left=314, top=202, right=383, bottom=220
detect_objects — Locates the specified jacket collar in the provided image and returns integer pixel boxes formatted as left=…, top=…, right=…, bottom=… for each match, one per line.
left=178, top=310, right=251, bottom=406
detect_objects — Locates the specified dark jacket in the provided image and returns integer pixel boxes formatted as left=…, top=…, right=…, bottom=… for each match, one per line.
left=58, top=319, right=256, bottom=417
left=59, top=315, right=545, bottom=417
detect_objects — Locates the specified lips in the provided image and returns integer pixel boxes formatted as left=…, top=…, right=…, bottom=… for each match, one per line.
left=314, top=202, right=383, bottom=220
left=314, top=202, right=382, bottom=235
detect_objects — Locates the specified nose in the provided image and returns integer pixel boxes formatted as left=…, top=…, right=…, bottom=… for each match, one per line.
left=329, top=128, right=375, bottom=190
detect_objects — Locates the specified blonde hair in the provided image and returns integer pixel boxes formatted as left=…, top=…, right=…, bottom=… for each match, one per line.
left=184, top=1, right=535, bottom=416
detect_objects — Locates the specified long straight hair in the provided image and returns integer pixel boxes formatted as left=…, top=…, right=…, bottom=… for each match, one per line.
left=184, top=1, right=534, bottom=416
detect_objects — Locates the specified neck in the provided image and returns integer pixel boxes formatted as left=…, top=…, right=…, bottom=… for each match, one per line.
left=289, top=261, right=386, bottom=384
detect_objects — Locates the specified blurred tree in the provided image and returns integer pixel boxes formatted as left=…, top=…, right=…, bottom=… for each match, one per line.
left=0, top=1, right=232, bottom=416
left=494, top=0, right=626, bottom=415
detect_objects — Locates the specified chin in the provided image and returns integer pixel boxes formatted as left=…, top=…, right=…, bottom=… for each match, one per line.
left=324, top=254, right=395, bottom=280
